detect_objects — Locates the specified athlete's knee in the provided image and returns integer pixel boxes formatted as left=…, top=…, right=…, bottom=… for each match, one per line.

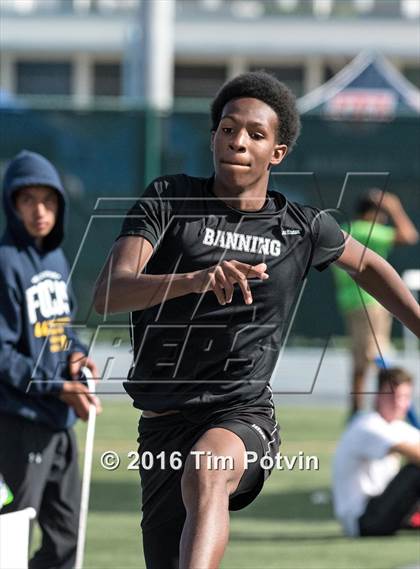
left=181, top=450, right=230, bottom=506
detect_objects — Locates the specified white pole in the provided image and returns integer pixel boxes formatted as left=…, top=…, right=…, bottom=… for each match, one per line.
left=140, top=0, right=175, bottom=110
left=75, top=368, right=97, bottom=569
left=73, top=53, right=92, bottom=107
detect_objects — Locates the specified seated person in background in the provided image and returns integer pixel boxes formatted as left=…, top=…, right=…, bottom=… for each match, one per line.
left=332, top=367, right=420, bottom=537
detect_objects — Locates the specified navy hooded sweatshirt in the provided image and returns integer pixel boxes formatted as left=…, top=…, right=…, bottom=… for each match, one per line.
left=0, top=150, right=87, bottom=430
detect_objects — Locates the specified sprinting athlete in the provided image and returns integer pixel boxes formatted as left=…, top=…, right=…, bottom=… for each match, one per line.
left=94, top=72, right=420, bottom=569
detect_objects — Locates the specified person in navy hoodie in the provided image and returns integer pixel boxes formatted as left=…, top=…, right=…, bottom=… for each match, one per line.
left=0, top=150, right=101, bottom=569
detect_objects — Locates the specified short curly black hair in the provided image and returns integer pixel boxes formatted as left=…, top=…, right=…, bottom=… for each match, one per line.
left=210, top=70, right=301, bottom=151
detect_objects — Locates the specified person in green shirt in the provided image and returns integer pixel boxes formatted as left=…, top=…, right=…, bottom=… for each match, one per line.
left=334, top=190, right=418, bottom=417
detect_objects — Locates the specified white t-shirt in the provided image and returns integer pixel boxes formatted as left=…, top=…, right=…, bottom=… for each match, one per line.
left=332, top=411, right=420, bottom=536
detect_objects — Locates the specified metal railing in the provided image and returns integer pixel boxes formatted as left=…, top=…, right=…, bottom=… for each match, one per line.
left=3, top=0, right=419, bottom=19
left=177, top=0, right=420, bottom=19
left=2, top=0, right=139, bottom=15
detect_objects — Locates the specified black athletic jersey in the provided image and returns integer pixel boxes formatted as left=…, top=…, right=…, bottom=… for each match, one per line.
left=118, top=174, right=345, bottom=413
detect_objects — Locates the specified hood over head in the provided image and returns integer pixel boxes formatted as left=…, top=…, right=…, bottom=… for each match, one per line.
left=2, top=150, right=67, bottom=251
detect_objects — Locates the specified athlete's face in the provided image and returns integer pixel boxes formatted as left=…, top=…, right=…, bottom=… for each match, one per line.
left=377, top=381, right=412, bottom=422
left=211, top=97, right=287, bottom=191
left=14, top=186, right=59, bottom=240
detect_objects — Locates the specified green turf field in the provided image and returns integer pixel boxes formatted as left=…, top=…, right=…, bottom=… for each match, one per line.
left=33, top=400, right=419, bottom=569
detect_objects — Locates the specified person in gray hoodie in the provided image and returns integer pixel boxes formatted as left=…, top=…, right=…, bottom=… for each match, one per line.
left=0, top=150, right=101, bottom=569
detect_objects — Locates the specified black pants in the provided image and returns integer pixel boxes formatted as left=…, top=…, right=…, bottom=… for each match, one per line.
left=0, top=413, right=81, bottom=569
left=359, top=463, right=420, bottom=536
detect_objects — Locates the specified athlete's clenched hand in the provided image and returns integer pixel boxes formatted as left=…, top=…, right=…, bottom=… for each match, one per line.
left=190, top=260, right=269, bottom=305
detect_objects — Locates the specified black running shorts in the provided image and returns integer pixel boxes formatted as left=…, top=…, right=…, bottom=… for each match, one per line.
left=138, top=404, right=280, bottom=532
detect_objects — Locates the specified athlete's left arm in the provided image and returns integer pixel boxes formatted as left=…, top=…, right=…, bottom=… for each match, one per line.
left=334, top=231, right=420, bottom=337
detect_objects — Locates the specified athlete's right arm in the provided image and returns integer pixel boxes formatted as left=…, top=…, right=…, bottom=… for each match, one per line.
left=93, top=236, right=194, bottom=314
left=93, top=236, right=269, bottom=314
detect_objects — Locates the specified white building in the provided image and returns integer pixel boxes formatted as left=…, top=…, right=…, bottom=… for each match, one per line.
left=1, top=0, right=419, bottom=105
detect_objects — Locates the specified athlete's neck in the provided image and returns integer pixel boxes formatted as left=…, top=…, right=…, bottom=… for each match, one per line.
left=212, top=176, right=269, bottom=212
